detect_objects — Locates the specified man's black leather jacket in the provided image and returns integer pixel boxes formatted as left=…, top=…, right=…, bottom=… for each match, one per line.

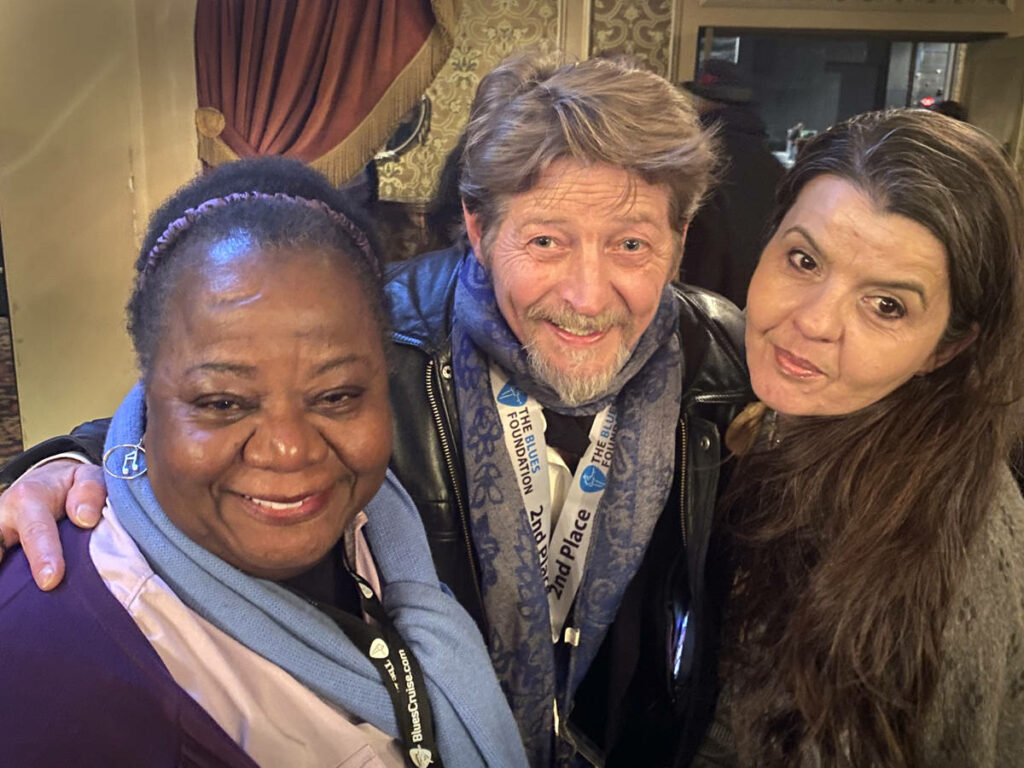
left=386, top=246, right=752, bottom=765
left=0, top=244, right=752, bottom=766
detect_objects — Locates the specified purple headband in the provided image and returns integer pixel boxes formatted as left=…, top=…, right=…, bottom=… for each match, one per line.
left=138, top=191, right=376, bottom=286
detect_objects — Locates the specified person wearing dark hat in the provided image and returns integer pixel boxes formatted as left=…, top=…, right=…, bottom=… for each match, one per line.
left=679, top=59, right=785, bottom=308
left=928, top=99, right=969, bottom=122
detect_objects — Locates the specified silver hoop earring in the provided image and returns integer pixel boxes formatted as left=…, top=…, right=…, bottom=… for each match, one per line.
left=103, top=439, right=147, bottom=479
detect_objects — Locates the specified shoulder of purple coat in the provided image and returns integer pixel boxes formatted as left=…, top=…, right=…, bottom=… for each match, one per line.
left=0, top=520, right=258, bottom=768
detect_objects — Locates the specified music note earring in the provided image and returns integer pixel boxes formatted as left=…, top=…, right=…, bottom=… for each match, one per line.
left=102, top=437, right=147, bottom=480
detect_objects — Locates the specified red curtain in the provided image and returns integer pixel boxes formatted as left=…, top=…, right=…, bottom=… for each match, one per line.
left=194, top=0, right=458, bottom=182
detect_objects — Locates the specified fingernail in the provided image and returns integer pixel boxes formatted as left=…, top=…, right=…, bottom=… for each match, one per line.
left=39, top=564, right=56, bottom=589
left=75, top=504, right=99, bottom=525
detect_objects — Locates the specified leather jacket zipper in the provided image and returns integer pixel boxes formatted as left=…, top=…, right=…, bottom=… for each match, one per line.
left=424, top=358, right=486, bottom=619
left=691, top=391, right=748, bottom=405
left=679, top=417, right=688, bottom=547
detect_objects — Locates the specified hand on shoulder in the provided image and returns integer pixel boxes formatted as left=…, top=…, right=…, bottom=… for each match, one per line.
left=0, top=459, right=105, bottom=589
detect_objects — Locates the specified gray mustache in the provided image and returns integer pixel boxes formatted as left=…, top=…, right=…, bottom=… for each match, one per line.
left=526, top=306, right=629, bottom=335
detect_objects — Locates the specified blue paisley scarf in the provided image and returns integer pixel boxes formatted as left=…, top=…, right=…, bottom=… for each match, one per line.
left=451, top=253, right=682, bottom=766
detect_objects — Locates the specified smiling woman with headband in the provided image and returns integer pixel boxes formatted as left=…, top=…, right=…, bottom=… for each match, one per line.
left=0, top=157, right=526, bottom=768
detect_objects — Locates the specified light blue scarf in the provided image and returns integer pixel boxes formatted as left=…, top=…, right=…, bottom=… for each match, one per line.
left=105, top=383, right=528, bottom=768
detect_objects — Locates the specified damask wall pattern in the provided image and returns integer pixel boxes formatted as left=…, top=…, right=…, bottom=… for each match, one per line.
left=376, top=0, right=1017, bottom=212
left=377, top=0, right=561, bottom=205
left=589, top=0, right=674, bottom=78
left=700, top=0, right=1010, bottom=8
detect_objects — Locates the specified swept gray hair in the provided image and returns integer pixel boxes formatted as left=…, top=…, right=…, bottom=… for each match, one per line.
left=459, top=52, right=717, bottom=252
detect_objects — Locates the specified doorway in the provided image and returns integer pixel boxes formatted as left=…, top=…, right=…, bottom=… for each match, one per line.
left=695, top=29, right=1000, bottom=152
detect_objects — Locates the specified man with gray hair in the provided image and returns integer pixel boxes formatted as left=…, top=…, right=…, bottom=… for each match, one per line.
left=0, top=53, right=751, bottom=766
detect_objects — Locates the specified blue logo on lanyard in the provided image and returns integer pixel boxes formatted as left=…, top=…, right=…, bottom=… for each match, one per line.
left=496, top=382, right=528, bottom=407
left=579, top=465, right=607, bottom=493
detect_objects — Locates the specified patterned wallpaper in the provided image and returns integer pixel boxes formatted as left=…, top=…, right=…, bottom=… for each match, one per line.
left=375, top=0, right=1017, bottom=209
left=700, top=0, right=1009, bottom=8
left=589, top=0, right=674, bottom=77
left=376, top=0, right=561, bottom=205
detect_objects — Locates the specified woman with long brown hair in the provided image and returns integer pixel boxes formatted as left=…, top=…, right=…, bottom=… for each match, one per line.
left=697, top=109, right=1024, bottom=767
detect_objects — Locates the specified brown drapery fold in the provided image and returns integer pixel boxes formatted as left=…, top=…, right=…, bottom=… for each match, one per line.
left=194, top=0, right=459, bottom=183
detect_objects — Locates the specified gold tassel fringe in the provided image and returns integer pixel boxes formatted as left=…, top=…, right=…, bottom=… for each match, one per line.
left=195, top=0, right=461, bottom=185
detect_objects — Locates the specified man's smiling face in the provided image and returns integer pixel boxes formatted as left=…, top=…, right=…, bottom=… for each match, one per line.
left=466, top=159, right=680, bottom=405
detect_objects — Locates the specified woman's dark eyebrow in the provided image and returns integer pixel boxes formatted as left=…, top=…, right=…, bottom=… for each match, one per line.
left=313, top=354, right=366, bottom=376
left=185, top=362, right=256, bottom=378
left=785, top=225, right=828, bottom=261
left=871, top=280, right=929, bottom=309
left=785, top=225, right=929, bottom=308
left=185, top=355, right=366, bottom=379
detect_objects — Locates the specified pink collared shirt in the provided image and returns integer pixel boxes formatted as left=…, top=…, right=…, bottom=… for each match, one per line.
left=90, top=503, right=405, bottom=768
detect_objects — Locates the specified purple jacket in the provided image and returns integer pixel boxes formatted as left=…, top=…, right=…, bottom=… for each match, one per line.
left=0, top=520, right=258, bottom=768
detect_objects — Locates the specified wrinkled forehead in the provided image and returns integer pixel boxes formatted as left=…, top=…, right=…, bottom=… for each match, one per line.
left=492, top=160, right=675, bottom=234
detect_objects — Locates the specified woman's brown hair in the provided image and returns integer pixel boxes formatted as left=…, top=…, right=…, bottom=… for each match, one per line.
left=723, top=109, right=1024, bottom=766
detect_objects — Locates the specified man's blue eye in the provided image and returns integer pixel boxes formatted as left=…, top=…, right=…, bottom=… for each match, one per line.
left=622, top=238, right=643, bottom=251
left=531, top=236, right=554, bottom=248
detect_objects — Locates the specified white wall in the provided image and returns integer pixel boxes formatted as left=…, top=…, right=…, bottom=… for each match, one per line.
left=0, top=0, right=198, bottom=445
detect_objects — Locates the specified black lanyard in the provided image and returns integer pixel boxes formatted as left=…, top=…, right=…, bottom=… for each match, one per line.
left=288, top=567, right=445, bottom=768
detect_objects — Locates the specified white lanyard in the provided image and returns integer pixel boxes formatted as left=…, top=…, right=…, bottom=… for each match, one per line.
left=489, top=365, right=618, bottom=641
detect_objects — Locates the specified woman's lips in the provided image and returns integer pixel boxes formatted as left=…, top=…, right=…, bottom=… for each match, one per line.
left=233, top=487, right=334, bottom=526
left=773, top=345, right=825, bottom=378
